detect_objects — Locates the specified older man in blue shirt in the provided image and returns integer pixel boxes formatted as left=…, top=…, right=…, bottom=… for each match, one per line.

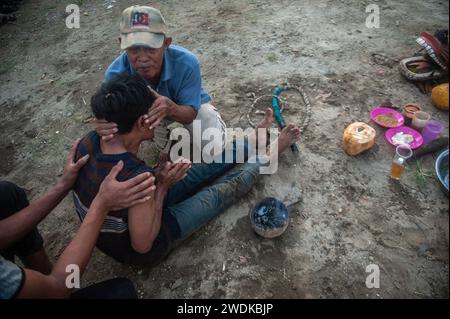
left=96, top=5, right=226, bottom=158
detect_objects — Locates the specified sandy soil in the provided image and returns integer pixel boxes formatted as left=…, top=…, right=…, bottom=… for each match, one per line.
left=0, top=0, right=448, bottom=298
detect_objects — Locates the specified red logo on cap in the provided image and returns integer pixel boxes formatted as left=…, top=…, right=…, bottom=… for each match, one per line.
left=131, top=12, right=149, bottom=26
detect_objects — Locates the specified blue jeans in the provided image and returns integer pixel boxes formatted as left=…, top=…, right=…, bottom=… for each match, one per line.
left=164, top=140, right=263, bottom=240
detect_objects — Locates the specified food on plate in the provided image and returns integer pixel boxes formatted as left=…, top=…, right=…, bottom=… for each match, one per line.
left=375, top=113, right=399, bottom=127
left=392, top=132, right=414, bottom=145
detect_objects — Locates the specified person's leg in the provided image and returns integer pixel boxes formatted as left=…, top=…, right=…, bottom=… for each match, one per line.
left=164, top=139, right=249, bottom=206
left=0, top=181, right=52, bottom=273
left=164, top=162, right=234, bottom=206
left=184, top=103, right=227, bottom=161
left=167, top=161, right=262, bottom=241
left=70, top=278, right=138, bottom=299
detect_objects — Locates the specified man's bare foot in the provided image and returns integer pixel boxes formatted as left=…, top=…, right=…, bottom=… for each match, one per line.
left=256, top=108, right=274, bottom=130
left=254, top=108, right=274, bottom=145
left=269, top=124, right=300, bottom=155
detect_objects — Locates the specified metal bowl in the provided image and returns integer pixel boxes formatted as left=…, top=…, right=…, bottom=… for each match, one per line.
left=435, top=148, right=449, bottom=196
left=249, top=197, right=289, bottom=238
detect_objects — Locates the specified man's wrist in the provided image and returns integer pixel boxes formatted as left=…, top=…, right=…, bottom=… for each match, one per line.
left=155, top=183, right=169, bottom=196
left=55, top=178, right=73, bottom=194
left=90, top=196, right=110, bottom=216
left=166, top=98, right=176, bottom=118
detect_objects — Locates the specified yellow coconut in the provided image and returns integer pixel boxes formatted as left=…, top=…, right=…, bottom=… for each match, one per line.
left=431, top=83, right=449, bottom=111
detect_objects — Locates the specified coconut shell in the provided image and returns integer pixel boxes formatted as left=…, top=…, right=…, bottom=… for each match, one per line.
left=431, top=83, right=449, bottom=111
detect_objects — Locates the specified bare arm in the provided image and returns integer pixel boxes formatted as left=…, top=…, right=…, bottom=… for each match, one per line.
left=16, top=161, right=156, bottom=299
left=17, top=198, right=108, bottom=298
left=128, top=186, right=166, bottom=254
left=164, top=102, right=198, bottom=124
left=0, top=139, right=89, bottom=250
left=0, top=183, right=71, bottom=250
left=143, top=87, right=198, bottom=128
left=128, top=159, right=191, bottom=254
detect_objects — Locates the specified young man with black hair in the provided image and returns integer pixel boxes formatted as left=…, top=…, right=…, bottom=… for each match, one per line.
left=74, top=73, right=301, bottom=266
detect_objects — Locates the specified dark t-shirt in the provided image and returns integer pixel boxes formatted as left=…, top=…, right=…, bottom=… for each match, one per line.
left=73, top=131, right=178, bottom=266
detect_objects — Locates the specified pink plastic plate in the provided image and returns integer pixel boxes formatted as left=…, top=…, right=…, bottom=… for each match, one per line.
left=385, top=126, right=423, bottom=149
left=370, top=107, right=404, bottom=128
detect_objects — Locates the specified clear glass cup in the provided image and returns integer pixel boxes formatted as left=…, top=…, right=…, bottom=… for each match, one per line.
left=411, top=111, right=431, bottom=132
left=390, top=144, right=413, bottom=180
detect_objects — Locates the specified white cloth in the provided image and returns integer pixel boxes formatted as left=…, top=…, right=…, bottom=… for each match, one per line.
left=153, top=103, right=227, bottom=158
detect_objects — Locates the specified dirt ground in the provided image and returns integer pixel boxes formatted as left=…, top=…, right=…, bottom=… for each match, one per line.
left=0, top=0, right=448, bottom=299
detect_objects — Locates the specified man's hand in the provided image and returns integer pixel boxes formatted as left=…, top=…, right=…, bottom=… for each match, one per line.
left=91, top=118, right=118, bottom=142
left=59, top=138, right=90, bottom=191
left=94, top=161, right=156, bottom=212
left=155, top=158, right=191, bottom=190
left=144, top=87, right=173, bottom=129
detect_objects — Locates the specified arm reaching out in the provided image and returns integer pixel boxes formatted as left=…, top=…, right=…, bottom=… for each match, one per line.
left=143, top=87, right=198, bottom=129
left=91, top=119, right=118, bottom=143
left=0, top=138, right=89, bottom=250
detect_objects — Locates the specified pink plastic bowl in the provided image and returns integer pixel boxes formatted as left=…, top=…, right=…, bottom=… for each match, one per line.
left=385, top=126, right=424, bottom=149
left=370, top=107, right=404, bottom=128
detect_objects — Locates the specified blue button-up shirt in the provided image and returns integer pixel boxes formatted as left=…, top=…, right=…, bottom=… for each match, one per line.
left=104, top=45, right=211, bottom=110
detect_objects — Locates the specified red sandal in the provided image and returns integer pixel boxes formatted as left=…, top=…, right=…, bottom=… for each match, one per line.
left=415, top=31, right=448, bottom=71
